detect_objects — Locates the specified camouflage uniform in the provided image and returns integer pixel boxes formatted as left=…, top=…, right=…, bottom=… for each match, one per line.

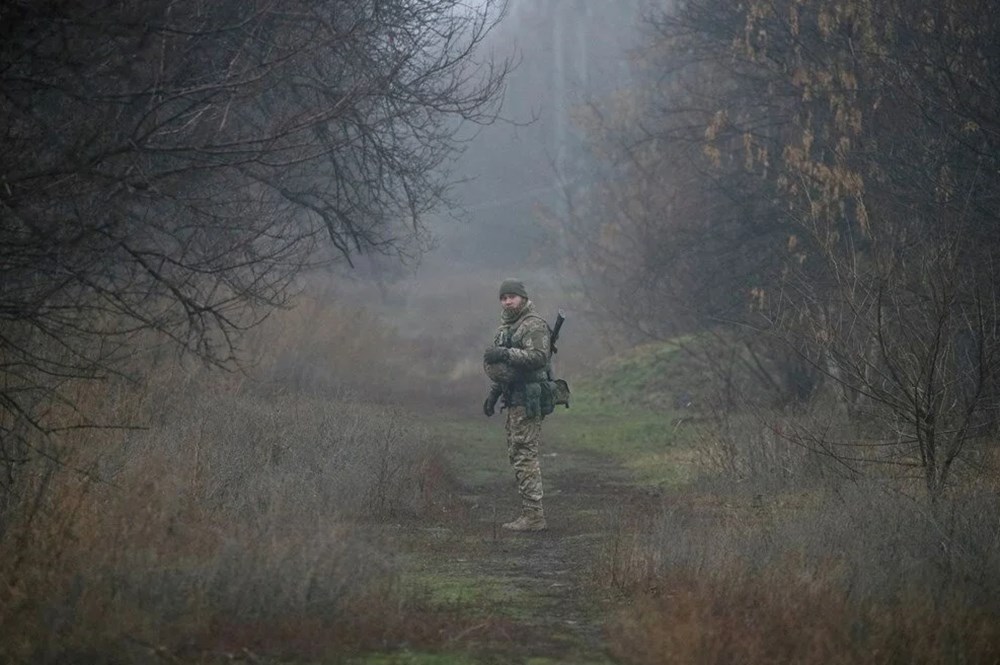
left=505, top=404, right=544, bottom=514
left=484, top=297, right=551, bottom=530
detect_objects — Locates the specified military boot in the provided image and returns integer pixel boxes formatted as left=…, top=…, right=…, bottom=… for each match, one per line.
left=502, top=506, right=546, bottom=532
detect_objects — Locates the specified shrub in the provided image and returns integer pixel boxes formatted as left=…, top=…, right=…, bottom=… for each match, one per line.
left=601, top=481, right=1000, bottom=664
left=0, top=382, right=445, bottom=663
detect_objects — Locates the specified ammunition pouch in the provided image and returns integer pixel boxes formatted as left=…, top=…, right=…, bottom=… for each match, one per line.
left=523, top=382, right=542, bottom=418
left=541, top=379, right=571, bottom=415
left=504, top=379, right=571, bottom=418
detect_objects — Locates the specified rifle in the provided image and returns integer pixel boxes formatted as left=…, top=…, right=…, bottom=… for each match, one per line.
left=551, top=310, right=565, bottom=354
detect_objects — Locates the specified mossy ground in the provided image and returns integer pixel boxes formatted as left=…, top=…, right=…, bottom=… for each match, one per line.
left=350, top=651, right=482, bottom=665
left=351, top=651, right=613, bottom=665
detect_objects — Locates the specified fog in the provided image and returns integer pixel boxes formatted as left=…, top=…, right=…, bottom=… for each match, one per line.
left=347, top=0, right=647, bottom=365
left=4, top=2, right=1000, bottom=662
left=440, top=0, right=643, bottom=270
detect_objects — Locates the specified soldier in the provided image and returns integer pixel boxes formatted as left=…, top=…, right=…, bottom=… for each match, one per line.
left=482, top=278, right=551, bottom=531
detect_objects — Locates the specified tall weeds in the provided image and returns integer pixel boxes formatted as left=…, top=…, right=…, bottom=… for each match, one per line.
left=0, top=297, right=457, bottom=663
left=600, top=402, right=1000, bottom=663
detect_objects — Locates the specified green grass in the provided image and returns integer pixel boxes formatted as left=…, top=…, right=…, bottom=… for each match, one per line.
left=399, top=566, right=533, bottom=614
left=421, top=397, right=692, bottom=489
left=351, top=652, right=614, bottom=665
left=583, top=337, right=709, bottom=407
left=543, top=388, right=695, bottom=486
left=423, top=338, right=706, bottom=489
left=524, top=658, right=614, bottom=665
left=589, top=340, right=682, bottom=400
left=546, top=336, right=706, bottom=486
left=351, top=651, right=481, bottom=665
left=421, top=416, right=508, bottom=489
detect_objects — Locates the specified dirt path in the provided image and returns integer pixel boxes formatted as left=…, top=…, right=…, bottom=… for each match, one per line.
left=370, top=413, right=639, bottom=664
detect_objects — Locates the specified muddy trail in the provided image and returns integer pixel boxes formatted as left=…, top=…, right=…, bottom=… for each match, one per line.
left=367, top=410, right=647, bottom=664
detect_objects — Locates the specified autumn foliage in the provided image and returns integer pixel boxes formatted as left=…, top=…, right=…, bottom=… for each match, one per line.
left=563, top=0, right=1000, bottom=498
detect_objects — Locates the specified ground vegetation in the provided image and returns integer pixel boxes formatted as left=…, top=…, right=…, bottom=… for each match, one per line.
left=547, top=1, right=1000, bottom=659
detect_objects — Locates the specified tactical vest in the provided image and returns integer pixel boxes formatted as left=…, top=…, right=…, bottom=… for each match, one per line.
left=498, top=314, right=551, bottom=383
left=486, top=313, right=561, bottom=416
left=484, top=313, right=550, bottom=386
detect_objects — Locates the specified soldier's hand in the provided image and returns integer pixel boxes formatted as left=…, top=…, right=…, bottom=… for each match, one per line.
left=483, top=347, right=510, bottom=364
left=484, top=384, right=502, bottom=417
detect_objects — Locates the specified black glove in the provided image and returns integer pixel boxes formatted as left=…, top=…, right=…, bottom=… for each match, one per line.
left=484, top=347, right=510, bottom=364
left=483, top=385, right=502, bottom=417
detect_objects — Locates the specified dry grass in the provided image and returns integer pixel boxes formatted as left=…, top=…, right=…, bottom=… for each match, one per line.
left=608, top=573, right=1000, bottom=665
left=598, top=395, right=1000, bottom=665
left=251, top=290, right=487, bottom=407
left=600, top=476, right=1000, bottom=664
left=0, top=391, right=449, bottom=663
left=0, top=271, right=599, bottom=662
left=0, top=294, right=470, bottom=664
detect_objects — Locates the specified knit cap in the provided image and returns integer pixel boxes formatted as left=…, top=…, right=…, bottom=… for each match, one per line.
left=498, top=278, right=528, bottom=299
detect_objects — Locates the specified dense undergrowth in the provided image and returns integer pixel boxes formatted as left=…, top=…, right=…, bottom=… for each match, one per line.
left=0, top=271, right=589, bottom=664
left=0, top=296, right=470, bottom=664
left=5, top=282, right=999, bottom=664
left=583, top=338, right=1000, bottom=664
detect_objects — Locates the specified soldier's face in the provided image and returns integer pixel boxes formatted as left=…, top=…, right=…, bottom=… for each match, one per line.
left=500, top=293, right=525, bottom=310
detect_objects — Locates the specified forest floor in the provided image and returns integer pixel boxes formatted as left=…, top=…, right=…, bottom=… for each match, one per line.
left=347, top=399, right=688, bottom=665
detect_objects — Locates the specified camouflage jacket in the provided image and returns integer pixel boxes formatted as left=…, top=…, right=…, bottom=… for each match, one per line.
left=485, top=301, right=551, bottom=387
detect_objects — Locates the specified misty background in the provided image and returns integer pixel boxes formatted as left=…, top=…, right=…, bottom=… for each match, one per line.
left=4, top=0, right=1000, bottom=662
left=345, top=0, right=645, bottom=367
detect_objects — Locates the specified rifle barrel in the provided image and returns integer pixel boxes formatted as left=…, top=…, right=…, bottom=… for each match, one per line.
left=551, top=310, right=566, bottom=353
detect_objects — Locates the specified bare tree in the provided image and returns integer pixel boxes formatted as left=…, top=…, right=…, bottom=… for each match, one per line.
left=735, top=0, right=1000, bottom=497
left=0, top=0, right=509, bottom=478
left=557, top=0, right=1000, bottom=497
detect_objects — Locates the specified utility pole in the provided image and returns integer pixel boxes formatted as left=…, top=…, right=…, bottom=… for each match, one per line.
left=552, top=0, right=567, bottom=219
left=552, top=1, right=593, bottom=218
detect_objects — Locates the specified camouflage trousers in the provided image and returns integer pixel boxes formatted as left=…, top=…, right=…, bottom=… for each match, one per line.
left=505, top=406, right=543, bottom=513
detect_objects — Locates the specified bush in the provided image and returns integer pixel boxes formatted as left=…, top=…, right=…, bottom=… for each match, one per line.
left=608, top=574, right=1000, bottom=665
left=601, top=481, right=1000, bottom=664
left=0, top=382, right=445, bottom=663
left=693, top=409, right=846, bottom=491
